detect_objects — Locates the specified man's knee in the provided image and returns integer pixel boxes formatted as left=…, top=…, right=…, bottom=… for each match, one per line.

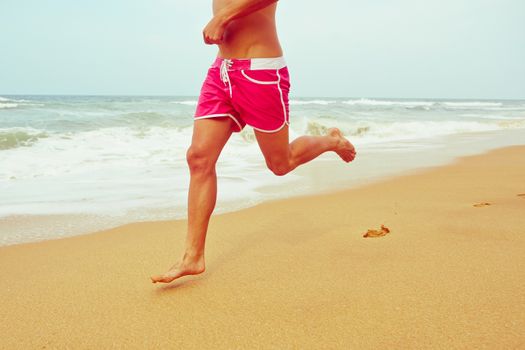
left=266, top=159, right=291, bottom=176
left=186, top=146, right=216, bottom=174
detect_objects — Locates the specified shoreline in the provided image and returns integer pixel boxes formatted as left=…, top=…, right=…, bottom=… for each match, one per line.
left=1, top=145, right=524, bottom=348
left=2, top=127, right=525, bottom=247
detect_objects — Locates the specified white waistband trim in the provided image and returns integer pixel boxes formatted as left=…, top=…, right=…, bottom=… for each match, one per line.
left=250, top=56, right=286, bottom=70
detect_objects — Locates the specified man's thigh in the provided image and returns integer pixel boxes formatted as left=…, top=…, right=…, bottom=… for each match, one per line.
left=190, top=117, right=236, bottom=161
left=253, top=124, right=290, bottom=164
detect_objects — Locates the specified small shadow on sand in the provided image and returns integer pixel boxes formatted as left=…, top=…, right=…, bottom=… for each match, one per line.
left=473, top=202, right=491, bottom=207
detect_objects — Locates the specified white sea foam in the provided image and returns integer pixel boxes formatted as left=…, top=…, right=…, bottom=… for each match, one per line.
left=298, top=117, right=525, bottom=146
left=343, top=98, right=434, bottom=107
left=2, top=114, right=522, bottom=172
left=0, top=96, right=42, bottom=108
left=170, top=100, right=198, bottom=106
left=2, top=95, right=525, bottom=245
left=0, top=124, right=300, bottom=220
left=0, top=102, right=18, bottom=109
left=442, top=101, right=503, bottom=107
left=0, top=96, right=31, bottom=103
left=290, top=99, right=336, bottom=105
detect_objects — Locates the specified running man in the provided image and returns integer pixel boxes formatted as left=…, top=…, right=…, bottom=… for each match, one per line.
left=151, top=0, right=356, bottom=283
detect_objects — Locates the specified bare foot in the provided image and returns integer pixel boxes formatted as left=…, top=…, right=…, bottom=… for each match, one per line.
left=150, top=254, right=205, bottom=284
left=328, top=127, right=356, bottom=162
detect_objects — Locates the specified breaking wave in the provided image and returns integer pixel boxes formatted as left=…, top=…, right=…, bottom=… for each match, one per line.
left=0, top=128, right=50, bottom=150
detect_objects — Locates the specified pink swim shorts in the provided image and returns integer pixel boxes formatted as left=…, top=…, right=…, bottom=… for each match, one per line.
left=194, top=56, right=290, bottom=133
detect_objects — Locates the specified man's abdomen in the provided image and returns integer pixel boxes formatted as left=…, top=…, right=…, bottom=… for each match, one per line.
left=217, top=8, right=282, bottom=59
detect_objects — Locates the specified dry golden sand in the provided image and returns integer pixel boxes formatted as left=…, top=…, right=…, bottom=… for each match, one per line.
left=1, top=146, right=524, bottom=349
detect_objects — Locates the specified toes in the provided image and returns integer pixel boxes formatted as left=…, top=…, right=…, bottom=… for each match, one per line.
left=150, top=269, right=185, bottom=284
left=150, top=274, right=171, bottom=284
left=346, top=154, right=356, bottom=162
left=340, top=148, right=356, bottom=162
left=151, top=275, right=168, bottom=283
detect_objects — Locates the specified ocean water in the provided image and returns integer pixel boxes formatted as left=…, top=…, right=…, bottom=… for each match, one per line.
left=1, top=95, right=525, bottom=246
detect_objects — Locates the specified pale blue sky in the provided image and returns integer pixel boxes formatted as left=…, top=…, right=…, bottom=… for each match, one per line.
left=1, top=0, right=524, bottom=98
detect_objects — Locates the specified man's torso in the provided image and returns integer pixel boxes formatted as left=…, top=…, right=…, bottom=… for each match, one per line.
left=213, top=0, right=283, bottom=58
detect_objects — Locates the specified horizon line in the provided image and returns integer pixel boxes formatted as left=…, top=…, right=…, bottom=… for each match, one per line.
left=1, top=94, right=524, bottom=101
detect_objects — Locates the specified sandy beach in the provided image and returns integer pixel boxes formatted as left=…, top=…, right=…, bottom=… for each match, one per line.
left=1, top=145, right=524, bottom=349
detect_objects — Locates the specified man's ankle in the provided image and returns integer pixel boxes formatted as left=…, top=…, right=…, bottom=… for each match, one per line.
left=182, top=249, right=204, bottom=262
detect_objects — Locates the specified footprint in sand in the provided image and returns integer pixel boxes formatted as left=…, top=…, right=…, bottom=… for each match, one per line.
left=363, top=225, right=391, bottom=238
left=473, top=202, right=491, bottom=207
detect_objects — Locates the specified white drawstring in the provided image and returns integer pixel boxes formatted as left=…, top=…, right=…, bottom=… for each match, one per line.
left=220, top=59, right=233, bottom=98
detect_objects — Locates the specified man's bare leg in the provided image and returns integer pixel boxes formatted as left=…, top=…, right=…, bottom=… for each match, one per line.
left=151, top=122, right=354, bottom=283
left=255, top=125, right=356, bottom=176
left=150, top=117, right=235, bottom=283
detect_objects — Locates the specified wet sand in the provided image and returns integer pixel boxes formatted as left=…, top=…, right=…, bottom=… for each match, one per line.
left=1, top=146, right=524, bottom=349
